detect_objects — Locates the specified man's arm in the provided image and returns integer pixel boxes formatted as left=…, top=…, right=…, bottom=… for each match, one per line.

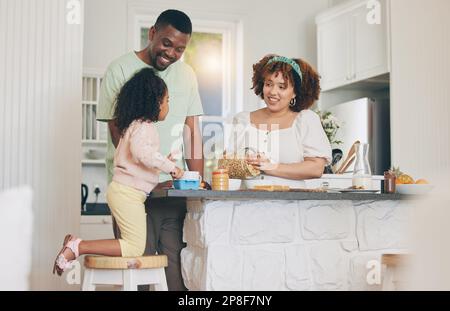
left=183, top=116, right=204, bottom=177
left=108, top=120, right=121, bottom=148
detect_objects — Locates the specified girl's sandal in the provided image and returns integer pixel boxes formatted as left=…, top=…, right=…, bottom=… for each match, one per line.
left=53, top=234, right=82, bottom=276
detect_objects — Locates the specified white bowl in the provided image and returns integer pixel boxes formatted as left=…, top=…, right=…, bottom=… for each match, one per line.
left=396, top=184, right=434, bottom=195
left=228, top=179, right=242, bottom=191
left=85, top=148, right=106, bottom=160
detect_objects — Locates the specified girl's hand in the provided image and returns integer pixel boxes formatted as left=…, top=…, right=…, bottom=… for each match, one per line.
left=170, top=167, right=184, bottom=179
left=246, top=153, right=278, bottom=171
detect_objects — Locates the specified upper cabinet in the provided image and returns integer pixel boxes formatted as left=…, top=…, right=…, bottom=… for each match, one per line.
left=317, top=0, right=390, bottom=91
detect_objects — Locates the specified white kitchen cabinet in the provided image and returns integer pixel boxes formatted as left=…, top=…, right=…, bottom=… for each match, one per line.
left=318, top=13, right=351, bottom=91
left=317, top=0, right=390, bottom=91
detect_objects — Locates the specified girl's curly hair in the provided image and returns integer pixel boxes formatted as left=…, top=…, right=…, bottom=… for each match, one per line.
left=251, top=55, right=321, bottom=112
left=114, top=68, right=168, bottom=136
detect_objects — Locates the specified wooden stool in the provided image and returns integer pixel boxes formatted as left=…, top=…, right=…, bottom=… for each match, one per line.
left=381, top=254, right=411, bottom=291
left=82, top=255, right=168, bottom=291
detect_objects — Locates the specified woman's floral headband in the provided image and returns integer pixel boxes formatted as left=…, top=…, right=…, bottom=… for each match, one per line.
left=267, top=56, right=303, bottom=83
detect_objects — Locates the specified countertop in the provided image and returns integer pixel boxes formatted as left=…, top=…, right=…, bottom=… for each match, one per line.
left=81, top=203, right=110, bottom=216
left=150, top=189, right=408, bottom=201
left=82, top=189, right=410, bottom=216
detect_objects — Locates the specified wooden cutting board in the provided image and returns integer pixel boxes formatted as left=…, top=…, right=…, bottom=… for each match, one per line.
left=336, top=140, right=360, bottom=174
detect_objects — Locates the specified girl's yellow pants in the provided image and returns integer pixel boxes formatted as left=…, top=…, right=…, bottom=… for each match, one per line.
left=106, top=181, right=147, bottom=257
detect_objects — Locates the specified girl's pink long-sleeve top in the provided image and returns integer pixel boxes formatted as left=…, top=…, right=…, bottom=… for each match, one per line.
left=112, top=120, right=176, bottom=194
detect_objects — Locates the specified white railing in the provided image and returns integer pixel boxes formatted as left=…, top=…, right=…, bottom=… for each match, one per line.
left=82, top=70, right=107, bottom=165
left=82, top=71, right=107, bottom=144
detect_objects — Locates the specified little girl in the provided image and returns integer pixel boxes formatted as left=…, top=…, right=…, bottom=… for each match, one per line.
left=53, top=68, right=184, bottom=276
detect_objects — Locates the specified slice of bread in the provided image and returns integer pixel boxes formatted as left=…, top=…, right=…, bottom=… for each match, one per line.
left=253, top=185, right=290, bottom=192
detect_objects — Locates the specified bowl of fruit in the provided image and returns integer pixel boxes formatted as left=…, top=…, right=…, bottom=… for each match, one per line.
left=391, top=167, right=434, bottom=195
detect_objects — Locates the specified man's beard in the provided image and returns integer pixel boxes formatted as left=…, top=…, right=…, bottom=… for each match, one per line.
left=149, top=51, right=172, bottom=71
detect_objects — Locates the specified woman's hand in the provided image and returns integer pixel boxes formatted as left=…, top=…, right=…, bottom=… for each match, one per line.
left=246, top=153, right=278, bottom=171
left=246, top=154, right=327, bottom=180
left=170, top=167, right=184, bottom=179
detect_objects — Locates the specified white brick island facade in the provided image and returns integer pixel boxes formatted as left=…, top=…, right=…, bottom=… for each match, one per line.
left=178, top=196, right=412, bottom=291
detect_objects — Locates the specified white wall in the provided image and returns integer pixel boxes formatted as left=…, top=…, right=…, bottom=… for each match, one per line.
left=0, top=0, right=83, bottom=290
left=390, top=0, right=450, bottom=181
left=83, top=0, right=331, bottom=112
left=83, top=0, right=128, bottom=72
left=330, top=0, right=351, bottom=6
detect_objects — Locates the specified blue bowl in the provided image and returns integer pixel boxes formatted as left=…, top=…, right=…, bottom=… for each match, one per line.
left=173, top=179, right=200, bottom=190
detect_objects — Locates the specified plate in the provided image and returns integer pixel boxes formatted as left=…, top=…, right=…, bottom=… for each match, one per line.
left=338, top=189, right=380, bottom=193
left=243, top=178, right=272, bottom=190
left=85, top=148, right=106, bottom=160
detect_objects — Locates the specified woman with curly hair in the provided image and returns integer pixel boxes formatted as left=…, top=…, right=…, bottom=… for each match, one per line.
left=230, top=55, right=332, bottom=188
left=53, top=68, right=184, bottom=276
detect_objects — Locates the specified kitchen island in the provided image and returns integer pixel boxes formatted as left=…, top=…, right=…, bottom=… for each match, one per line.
left=150, top=189, right=415, bottom=291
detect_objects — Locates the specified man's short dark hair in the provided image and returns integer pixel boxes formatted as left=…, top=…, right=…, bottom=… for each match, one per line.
left=155, top=9, right=192, bottom=35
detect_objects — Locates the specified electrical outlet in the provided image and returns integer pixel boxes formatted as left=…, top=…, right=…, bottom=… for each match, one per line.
left=94, top=184, right=101, bottom=195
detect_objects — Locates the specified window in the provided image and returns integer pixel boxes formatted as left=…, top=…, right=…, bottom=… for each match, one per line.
left=139, top=31, right=224, bottom=117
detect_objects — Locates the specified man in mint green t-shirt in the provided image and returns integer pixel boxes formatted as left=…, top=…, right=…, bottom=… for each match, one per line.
left=97, top=10, right=204, bottom=291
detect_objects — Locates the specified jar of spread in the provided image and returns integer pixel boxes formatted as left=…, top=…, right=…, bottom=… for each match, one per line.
left=384, top=171, right=396, bottom=194
left=212, top=169, right=229, bottom=191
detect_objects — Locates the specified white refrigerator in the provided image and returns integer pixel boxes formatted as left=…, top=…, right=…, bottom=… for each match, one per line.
left=327, top=97, right=391, bottom=175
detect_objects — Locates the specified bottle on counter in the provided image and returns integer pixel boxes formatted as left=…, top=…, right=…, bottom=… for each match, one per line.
left=352, top=143, right=373, bottom=189
left=383, top=170, right=396, bottom=194
left=212, top=169, right=229, bottom=191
